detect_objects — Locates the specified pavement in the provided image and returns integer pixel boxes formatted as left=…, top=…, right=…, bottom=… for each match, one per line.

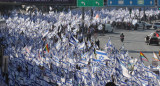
left=95, top=28, right=160, bottom=66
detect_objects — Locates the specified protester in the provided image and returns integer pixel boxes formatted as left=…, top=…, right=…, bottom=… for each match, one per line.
left=0, top=8, right=159, bottom=86
left=120, top=33, right=124, bottom=42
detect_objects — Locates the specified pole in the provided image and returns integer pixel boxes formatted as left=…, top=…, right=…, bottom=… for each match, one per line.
left=144, top=7, right=145, bottom=21
left=139, top=8, right=141, bottom=21
left=82, top=7, right=85, bottom=41
left=91, top=8, right=93, bottom=20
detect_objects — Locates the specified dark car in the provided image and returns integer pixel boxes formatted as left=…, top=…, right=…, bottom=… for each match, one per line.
left=149, top=37, right=159, bottom=45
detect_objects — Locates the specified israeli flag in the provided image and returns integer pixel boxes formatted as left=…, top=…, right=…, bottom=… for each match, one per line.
left=69, top=35, right=78, bottom=45
left=116, top=57, right=131, bottom=78
left=56, top=40, right=61, bottom=51
left=105, top=38, right=113, bottom=51
left=78, top=42, right=86, bottom=50
left=93, top=50, right=110, bottom=62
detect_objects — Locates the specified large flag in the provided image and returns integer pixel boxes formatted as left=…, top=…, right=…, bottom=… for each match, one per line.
left=93, top=50, right=110, bottom=62
left=153, top=52, right=159, bottom=61
left=116, top=57, right=131, bottom=78
left=140, top=52, right=149, bottom=62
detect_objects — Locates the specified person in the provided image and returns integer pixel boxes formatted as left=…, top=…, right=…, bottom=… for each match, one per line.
left=146, top=35, right=150, bottom=45
left=95, top=39, right=100, bottom=48
left=105, top=75, right=116, bottom=86
left=143, top=23, right=145, bottom=30
left=87, top=28, right=91, bottom=41
left=120, top=33, right=124, bottom=42
left=134, top=23, right=138, bottom=30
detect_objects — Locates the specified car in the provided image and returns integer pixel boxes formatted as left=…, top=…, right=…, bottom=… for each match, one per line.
left=149, top=37, right=159, bottom=45
left=136, top=21, right=144, bottom=29
left=145, top=22, right=152, bottom=29
left=145, top=33, right=159, bottom=45
left=105, top=24, right=113, bottom=33
left=150, top=22, right=160, bottom=30
left=135, top=21, right=152, bottom=29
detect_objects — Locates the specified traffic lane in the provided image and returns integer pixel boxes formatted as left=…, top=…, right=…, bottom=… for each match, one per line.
left=97, top=29, right=160, bottom=66
left=123, top=30, right=159, bottom=66
left=120, top=30, right=159, bottom=66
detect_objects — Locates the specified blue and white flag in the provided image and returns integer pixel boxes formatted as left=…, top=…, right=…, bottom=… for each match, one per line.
left=69, top=35, right=79, bottom=45
left=116, top=57, right=131, bottom=78
left=78, top=42, right=86, bottom=50
left=93, top=50, right=110, bottom=62
left=106, top=37, right=112, bottom=47
left=56, top=40, right=61, bottom=51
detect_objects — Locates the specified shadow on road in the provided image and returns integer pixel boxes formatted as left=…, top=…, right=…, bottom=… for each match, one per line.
left=105, top=32, right=120, bottom=35
left=128, top=50, right=159, bottom=54
left=124, top=40, right=145, bottom=43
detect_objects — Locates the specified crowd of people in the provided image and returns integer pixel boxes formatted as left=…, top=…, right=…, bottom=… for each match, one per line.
left=0, top=8, right=159, bottom=86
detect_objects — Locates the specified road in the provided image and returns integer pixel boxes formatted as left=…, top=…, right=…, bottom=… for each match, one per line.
left=96, top=28, right=160, bottom=66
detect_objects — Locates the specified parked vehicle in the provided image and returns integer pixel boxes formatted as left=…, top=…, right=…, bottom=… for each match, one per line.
left=105, top=24, right=113, bottom=33
left=135, top=21, right=151, bottom=29
left=135, top=21, right=144, bottom=29
left=150, top=22, right=160, bottom=30
left=145, top=22, right=152, bottom=29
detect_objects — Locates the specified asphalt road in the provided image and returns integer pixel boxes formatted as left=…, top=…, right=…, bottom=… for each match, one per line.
left=95, top=28, right=160, bottom=66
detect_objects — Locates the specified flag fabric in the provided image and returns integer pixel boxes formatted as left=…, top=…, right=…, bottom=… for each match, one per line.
left=25, top=47, right=30, bottom=54
left=78, top=42, right=86, bottom=50
left=118, top=58, right=131, bottom=78
left=105, top=37, right=113, bottom=52
left=153, top=52, right=159, bottom=61
left=95, top=14, right=99, bottom=19
left=38, top=50, right=41, bottom=60
left=93, top=50, right=110, bottom=62
left=69, top=35, right=78, bottom=45
left=45, top=44, right=49, bottom=53
left=155, top=32, right=159, bottom=37
left=140, top=52, right=149, bottom=62
left=106, top=37, right=112, bottom=48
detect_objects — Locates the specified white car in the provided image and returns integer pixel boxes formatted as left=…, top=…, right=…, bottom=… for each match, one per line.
left=105, top=24, right=113, bottom=33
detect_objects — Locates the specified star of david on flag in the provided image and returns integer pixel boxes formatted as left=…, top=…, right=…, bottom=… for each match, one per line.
left=93, top=50, right=110, bottom=62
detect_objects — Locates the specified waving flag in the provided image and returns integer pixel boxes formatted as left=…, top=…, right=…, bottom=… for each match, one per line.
left=140, top=52, right=149, bottom=62
left=78, top=42, right=86, bottom=50
left=116, top=57, right=131, bottom=78
left=69, top=35, right=78, bottom=45
left=44, top=44, right=49, bottom=53
left=105, top=38, right=113, bottom=52
left=155, top=32, right=159, bottom=37
left=93, top=50, right=110, bottom=62
left=95, top=14, right=99, bottom=19
left=106, top=38, right=112, bottom=47
left=153, top=52, right=159, bottom=61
